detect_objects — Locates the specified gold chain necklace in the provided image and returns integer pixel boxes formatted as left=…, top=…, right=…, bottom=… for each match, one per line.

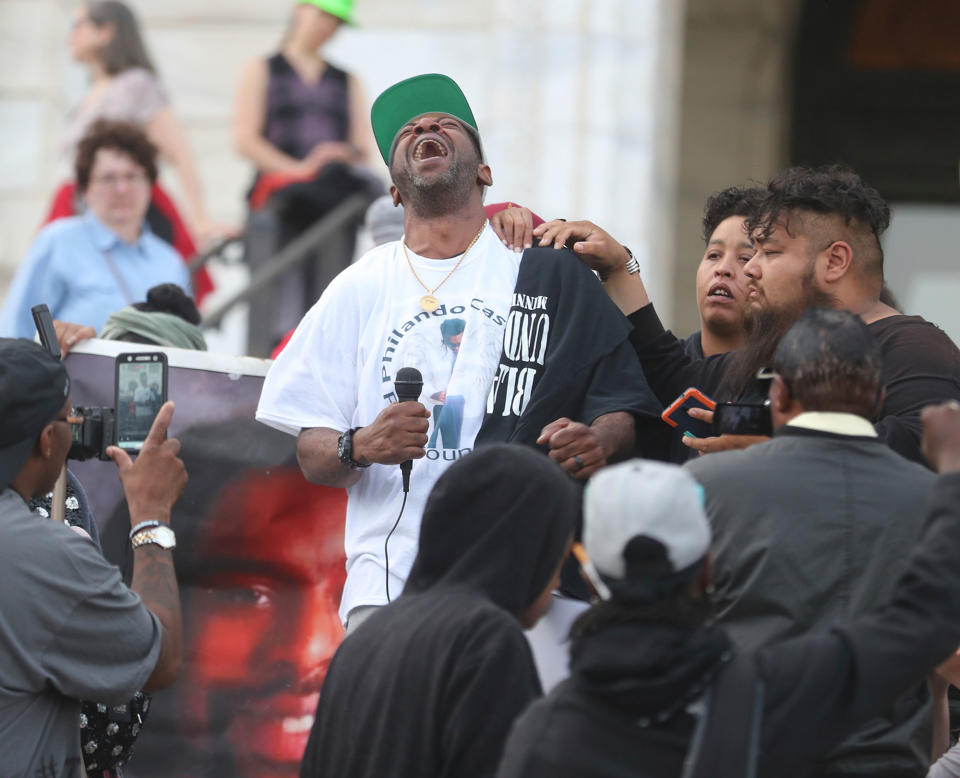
left=402, top=221, right=486, bottom=312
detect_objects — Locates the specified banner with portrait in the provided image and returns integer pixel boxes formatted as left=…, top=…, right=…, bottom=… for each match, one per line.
left=65, top=340, right=346, bottom=778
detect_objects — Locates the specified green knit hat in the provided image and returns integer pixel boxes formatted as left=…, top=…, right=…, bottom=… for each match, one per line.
left=300, top=0, right=354, bottom=24
left=370, top=73, right=479, bottom=165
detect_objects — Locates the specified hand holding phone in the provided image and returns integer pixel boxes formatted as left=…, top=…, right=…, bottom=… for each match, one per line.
left=662, top=388, right=716, bottom=438
left=116, top=353, right=168, bottom=453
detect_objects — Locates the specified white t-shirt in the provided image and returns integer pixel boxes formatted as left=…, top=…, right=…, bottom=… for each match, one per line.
left=256, top=224, right=520, bottom=622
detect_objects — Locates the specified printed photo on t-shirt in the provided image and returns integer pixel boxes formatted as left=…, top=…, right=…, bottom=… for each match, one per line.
left=380, top=300, right=507, bottom=453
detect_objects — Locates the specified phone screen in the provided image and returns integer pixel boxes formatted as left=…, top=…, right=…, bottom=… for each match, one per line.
left=712, top=403, right=773, bottom=436
left=116, top=353, right=167, bottom=451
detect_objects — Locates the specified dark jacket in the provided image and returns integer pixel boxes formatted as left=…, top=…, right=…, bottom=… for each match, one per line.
left=686, top=426, right=937, bottom=775
left=627, top=304, right=960, bottom=465
left=498, top=473, right=960, bottom=778
left=300, top=444, right=579, bottom=778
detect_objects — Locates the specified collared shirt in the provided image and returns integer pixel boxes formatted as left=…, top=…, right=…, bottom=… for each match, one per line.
left=0, top=212, right=191, bottom=339
left=785, top=411, right=878, bottom=438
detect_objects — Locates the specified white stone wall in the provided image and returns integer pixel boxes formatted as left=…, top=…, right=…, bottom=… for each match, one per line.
left=0, top=0, right=685, bottom=326
left=670, top=0, right=799, bottom=332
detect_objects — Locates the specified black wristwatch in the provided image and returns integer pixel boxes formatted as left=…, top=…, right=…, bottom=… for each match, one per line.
left=338, top=427, right=370, bottom=470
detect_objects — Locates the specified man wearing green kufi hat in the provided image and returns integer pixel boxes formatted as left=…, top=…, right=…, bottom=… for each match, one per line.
left=257, top=73, right=659, bottom=640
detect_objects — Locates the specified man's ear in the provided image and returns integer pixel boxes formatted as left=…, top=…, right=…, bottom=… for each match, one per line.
left=390, top=184, right=402, bottom=207
left=769, top=374, right=791, bottom=415
left=36, top=424, right=56, bottom=460
left=477, top=164, right=493, bottom=188
left=822, top=239, right=854, bottom=283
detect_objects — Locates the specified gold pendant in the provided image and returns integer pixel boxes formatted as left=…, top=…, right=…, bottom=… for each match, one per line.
left=420, top=294, right=440, bottom=313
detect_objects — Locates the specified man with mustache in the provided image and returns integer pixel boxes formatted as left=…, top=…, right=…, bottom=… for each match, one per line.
left=538, top=164, right=960, bottom=465
left=257, top=73, right=656, bottom=633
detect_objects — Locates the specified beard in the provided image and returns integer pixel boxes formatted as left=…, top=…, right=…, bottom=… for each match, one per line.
left=391, top=150, right=478, bottom=218
left=718, top=269, right=837, bottom=401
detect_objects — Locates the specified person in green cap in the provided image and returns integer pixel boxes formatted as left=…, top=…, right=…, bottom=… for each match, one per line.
left=257, top=73, right=660, bottom=636
left=234, top=0, right=379, bottom=352
left=234, top=0, right=368, bottom=183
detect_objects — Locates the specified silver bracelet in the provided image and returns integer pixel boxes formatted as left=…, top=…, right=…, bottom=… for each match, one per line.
left=597, top=245, right=638, bottom=283
left=129, top=520, right=162, bottom=542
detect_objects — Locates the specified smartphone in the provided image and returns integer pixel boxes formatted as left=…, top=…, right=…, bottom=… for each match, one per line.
left=115, top=352, right=168, bottom=452
left=661, top=388, right=716, bottom=438
left=712, top=402, right=773, bottom=437
left=31, top=304, right=60, bottom=360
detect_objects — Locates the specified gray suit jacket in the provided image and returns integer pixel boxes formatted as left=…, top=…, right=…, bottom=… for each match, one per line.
left=686, top=426, right=936, bottom=776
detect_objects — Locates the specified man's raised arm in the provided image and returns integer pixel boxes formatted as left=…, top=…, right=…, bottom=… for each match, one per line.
left=107, top=401, right=187, bottom=692
left=534, top=220, right=650, bottom=316
left=533, top=219, right=731, bottom=407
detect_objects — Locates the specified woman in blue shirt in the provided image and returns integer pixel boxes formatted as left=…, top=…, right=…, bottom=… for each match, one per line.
left=1, top=120, right=190, bottom=339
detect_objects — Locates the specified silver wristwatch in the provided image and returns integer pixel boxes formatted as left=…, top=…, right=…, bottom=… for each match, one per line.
left=131, top=524, right=176, bottom=550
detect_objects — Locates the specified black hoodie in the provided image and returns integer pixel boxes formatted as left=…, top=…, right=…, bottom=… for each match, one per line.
left=299, top=444, right=578, bottom=778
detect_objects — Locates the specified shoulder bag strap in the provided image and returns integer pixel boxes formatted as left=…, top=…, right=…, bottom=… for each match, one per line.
left=684, top=651, right=764, bottom=778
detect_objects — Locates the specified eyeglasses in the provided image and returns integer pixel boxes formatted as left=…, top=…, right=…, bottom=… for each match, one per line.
left=89, top=171, right=149, bottom=189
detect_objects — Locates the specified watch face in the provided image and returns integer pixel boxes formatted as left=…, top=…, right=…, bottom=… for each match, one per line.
left=337, top=431, right=349, bottom=462
left=154, top=526, right=176, bottom=549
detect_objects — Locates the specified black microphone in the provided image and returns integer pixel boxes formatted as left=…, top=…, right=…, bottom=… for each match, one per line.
left=394, top=367, right=423, bottom=493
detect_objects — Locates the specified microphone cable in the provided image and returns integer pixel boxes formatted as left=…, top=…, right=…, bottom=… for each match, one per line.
left=387, top=367, right=422, bottom=601
left=384, top=491, right=408, bottom=602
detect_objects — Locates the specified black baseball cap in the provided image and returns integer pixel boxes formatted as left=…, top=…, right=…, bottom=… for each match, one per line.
left=0, top=338, right=70, bottom=491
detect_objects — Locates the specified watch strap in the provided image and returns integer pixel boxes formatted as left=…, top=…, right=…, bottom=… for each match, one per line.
left=339, top=427, right=371, bottom=470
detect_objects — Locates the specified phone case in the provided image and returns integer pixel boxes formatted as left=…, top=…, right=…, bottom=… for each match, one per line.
left=661, top=388, right=716, bottom=438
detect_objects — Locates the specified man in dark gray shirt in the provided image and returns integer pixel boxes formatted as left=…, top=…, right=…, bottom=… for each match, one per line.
left=685, top=310, right=936, bottom=776
left=0, top=338, right=186, bottom=777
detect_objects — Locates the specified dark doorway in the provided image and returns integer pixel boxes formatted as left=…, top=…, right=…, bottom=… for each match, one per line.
left=791, top=0, right=960, bottom=202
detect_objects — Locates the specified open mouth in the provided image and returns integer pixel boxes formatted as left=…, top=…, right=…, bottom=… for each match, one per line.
left=707, top=283, right=734, bottom=301
left=232, top=691, right=321, bottom=768
left=413, top=138, right=448, bottom=161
